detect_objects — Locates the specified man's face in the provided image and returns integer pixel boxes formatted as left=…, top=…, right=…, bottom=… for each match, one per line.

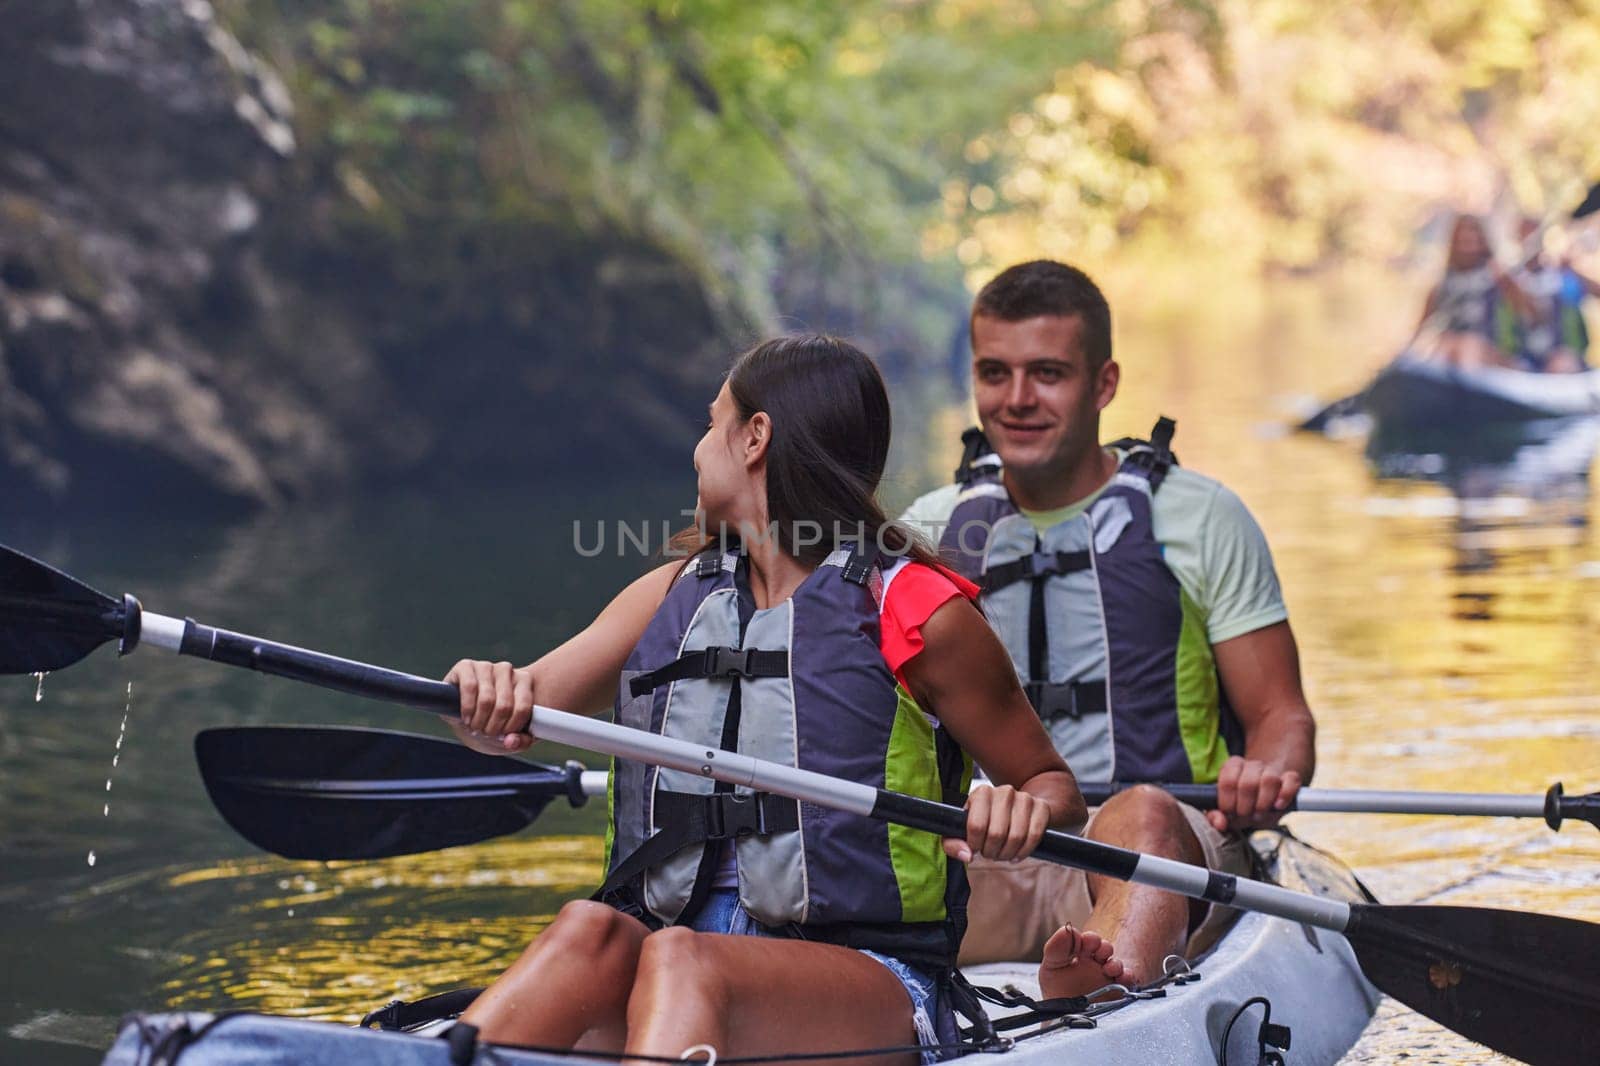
left=971, top=313, right=1117, bottom=478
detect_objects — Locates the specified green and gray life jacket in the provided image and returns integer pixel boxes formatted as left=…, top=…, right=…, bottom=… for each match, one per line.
left=1513, top=263, right=1591, bottom=366
left=938, top=419, right=1242, bottom=784
left=599, top=546, right=972, bottom=971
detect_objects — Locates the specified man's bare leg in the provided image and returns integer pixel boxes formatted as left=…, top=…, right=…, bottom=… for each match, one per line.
left=1038, top=785, right=1206, bottom=998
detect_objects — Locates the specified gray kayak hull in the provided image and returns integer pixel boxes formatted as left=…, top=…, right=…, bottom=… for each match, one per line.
left=100, top=832, right=1380, bottom=1065
left=1366, top=355, right=1600, bottom=428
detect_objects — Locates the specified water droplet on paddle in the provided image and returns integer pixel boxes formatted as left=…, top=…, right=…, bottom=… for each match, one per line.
left=86, top=851, right=96, bottom=867
left=99, top=682, right=134, bottom=820
left=286, top=908, right=294, bottom=917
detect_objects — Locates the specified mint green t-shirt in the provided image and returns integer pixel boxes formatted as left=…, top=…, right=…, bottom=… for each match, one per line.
left=898, top=448, right=1287, bottom=645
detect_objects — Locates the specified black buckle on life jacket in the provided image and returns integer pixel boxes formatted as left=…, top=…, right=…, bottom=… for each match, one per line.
left=704, top=646, right=758, bottom=679
left=1025, top=680, right=1107, bottom=722
left=629, top=645, right=790, bottom=697
left=593, top=790, right=800, bottom=906
left=695, top=552, right=724, bottom=578
left=704, top=792, right=781, bottom=839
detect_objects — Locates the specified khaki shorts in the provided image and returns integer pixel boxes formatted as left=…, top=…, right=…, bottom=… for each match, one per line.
left=957, top=802, right=1252, bottom=966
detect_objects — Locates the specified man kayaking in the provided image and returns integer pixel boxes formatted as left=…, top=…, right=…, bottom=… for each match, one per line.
left=447, top=334, right=1083, bottom=1062
left=1510, top=214, right=1599, bottom=374
left=901, top=260, right=1317, bottom=999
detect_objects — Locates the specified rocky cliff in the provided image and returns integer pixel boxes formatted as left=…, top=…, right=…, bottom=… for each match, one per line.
left=0, top=0, right=723, bottom=514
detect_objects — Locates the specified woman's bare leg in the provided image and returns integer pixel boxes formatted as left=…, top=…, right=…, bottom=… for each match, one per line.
left=624, top=928, right=922, bottom=1066
left=461, top=899, right=650, bottom=1050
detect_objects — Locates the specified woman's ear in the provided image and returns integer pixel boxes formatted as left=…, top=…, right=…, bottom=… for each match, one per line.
left=745, top=411, right=773, bottom=468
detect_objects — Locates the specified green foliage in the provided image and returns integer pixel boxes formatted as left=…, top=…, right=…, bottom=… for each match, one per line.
left=214, top=0, right=1108, bottom=344
left=215, top=0, right=1600, bottom=332
left=949, top=0, right=1600, bottom=276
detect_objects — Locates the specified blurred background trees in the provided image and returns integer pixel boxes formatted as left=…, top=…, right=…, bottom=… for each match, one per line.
left=4, top=0, right=1597, bottom=510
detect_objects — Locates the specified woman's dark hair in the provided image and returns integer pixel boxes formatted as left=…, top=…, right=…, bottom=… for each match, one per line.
left=673, top=333, right=937, bottom=569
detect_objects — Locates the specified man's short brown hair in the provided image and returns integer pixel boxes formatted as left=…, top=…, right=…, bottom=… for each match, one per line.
left=971, top=260, right=1112, bottom=369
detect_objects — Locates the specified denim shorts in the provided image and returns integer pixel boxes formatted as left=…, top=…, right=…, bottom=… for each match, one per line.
left=687, top=889, right=957, bottom=1063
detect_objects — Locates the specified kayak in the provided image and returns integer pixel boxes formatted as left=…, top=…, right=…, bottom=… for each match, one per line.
left=1364, top=354, right=1600, bottom=428
left=99, top=830, right=1381, bottom=1065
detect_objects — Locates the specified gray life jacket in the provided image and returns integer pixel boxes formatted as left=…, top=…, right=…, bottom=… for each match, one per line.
left=939, top=419, right=1241, bottom=784
left=599, top=545, right=972, bottom=970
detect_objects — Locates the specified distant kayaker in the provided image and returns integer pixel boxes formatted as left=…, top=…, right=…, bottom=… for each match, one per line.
left=1417, top=214, right=1530, bottom=369
left=900, top=260, right=1316, bottom=999
left=446, top=334, right=1084, bottom=1063
left=1509, top=214, right=1598, bottom=374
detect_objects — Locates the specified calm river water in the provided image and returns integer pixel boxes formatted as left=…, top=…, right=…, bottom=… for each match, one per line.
left=3, top=272, right=1597, bottom=1064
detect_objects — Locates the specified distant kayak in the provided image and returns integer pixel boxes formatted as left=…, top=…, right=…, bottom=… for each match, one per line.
left=1365, top=354, right=1600, bottom=427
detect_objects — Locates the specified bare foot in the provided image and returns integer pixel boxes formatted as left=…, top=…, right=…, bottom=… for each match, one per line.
left=1037, top=924, right=1126, bottom=1000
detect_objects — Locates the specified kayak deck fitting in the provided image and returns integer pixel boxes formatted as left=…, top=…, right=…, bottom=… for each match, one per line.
left=100, top=831, right=1380, bottom=1066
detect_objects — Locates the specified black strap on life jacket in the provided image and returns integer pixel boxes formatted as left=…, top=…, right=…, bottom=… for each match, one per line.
left=1108, top=415, right=1178, bottom=491
left=839, top=543, right=879, bottom=586
left=1028, top=537, right=1050, bottom=694
left=953, top=427, right=999, bottom=486
left=628, top=646, right=789, bottom=698
left=1024, top=679, right=1108, bottom=722
left=979, top=547, right=1092, bottom=594
left=629, top=545, right=878, bottom=699
left=593, top=790, right=800, bottom=908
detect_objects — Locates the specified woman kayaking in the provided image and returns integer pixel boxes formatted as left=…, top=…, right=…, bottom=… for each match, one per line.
left=444, top=334, right=1086, bottom=1063
left=1418, top=213, right=1531, bottom=369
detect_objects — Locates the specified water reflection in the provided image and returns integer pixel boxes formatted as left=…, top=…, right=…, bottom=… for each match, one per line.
left=1366, top=417, right=1596, bottom=604
left=152, top=836, right=602, bottom=1020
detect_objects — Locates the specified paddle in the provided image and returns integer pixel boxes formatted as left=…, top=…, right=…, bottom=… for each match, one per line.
left=196, top=725, right=609, bottom=860
left=1295, top=389, right=1369, bottom=434
left=1572, top=180, right=1600, bottom=221
left=197, top=724, right=1600, bottom=858
left=0, top=543, right=471, bottom=708
left=1077, top=781, right=1600, bottom=832
left=7, top=545, right=1600, bottom=1065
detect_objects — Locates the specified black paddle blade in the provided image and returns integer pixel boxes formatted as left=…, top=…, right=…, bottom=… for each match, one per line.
left=1296, top=390, right=1367, bottom=433
left=195, top=726, right=574, bottom=860
left=1573, top=180, right=1600, bottom=221
left=1345, top=902, right=1600, bottom=1066
left=0, top=544, right=134, bottom=674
